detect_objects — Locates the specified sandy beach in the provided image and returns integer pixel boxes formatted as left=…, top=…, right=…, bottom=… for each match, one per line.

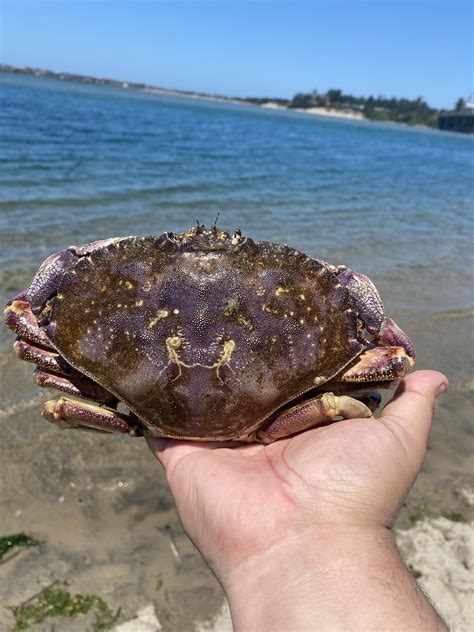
left=145, top=92, right=367, bottom=122
left=261, top=101, right=365, bottom=120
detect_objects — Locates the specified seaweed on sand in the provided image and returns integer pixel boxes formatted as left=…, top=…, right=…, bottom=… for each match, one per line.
left=8, top=581, right=121, bottom=631
left=0, top=533, right=40, bottom=563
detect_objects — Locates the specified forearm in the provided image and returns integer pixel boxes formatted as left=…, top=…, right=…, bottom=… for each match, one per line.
left=222, top=526, right=447, bottom=632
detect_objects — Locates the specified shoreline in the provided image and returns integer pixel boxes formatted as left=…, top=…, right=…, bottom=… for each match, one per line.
left=145, top=87, right=366, bottom=121
left=261, top=100, right=365, bottom=120
left=0, top=64, right=442, bottom=130
left=5, top=64, right=473, bottom=132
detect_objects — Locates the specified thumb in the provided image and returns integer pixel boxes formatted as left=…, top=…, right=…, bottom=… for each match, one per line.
left=381, top=369, right=448, bottom=455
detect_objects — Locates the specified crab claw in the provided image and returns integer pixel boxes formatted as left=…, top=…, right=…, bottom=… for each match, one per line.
left=334, top=267, right=415, bottom=363
left=378, top=318, right=415, bottom=361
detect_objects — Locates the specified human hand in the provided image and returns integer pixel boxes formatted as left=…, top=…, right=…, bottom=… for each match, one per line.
left=148, top=370, right=449, bottom=631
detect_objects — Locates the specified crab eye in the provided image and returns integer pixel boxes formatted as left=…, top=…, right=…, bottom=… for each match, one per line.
left=231, top=232, right=242, bottom=246
left=231, top=229, right=243, bottom=246
left=166, top=232, right=184, bottom=244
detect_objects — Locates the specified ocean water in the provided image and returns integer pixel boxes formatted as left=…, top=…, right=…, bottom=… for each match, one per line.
left=0, top=72, right=473, bottom=630
left=1, top=72, right=473, bottom=314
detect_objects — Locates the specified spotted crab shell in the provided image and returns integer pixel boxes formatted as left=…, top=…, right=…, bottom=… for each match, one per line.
left=44, top=232, right=364, bottom=440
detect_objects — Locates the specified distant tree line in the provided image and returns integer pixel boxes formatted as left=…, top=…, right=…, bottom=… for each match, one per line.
left=243, top=97, right=290, bottom=106
left=290, top=89, right=441, bottom=126
left=243, top=89, right=470, bottom=128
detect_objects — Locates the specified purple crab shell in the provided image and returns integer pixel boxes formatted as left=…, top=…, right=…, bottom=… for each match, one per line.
left=43, top=231, right=363, bottom=440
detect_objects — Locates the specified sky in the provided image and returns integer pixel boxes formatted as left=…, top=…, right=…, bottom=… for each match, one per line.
left=1, top=1, right=472, bottom=109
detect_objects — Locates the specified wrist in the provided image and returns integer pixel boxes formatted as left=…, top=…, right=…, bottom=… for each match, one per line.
left=222, top=525, right=446, bottom=632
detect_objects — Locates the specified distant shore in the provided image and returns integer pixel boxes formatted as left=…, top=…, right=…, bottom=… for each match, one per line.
left=2, top=63, right=473, bottom=132
left=1, top=64, right=365, bottom=123
left=0, top=63, right=255, bottom=106
left=0, top=65, right=381, bottom=125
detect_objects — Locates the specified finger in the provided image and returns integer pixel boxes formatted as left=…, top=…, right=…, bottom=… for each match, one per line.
left=381, top=370, right=448, bottom=448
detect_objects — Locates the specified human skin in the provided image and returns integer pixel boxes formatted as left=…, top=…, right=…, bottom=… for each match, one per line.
left=148, top=370, right=449, bottom=631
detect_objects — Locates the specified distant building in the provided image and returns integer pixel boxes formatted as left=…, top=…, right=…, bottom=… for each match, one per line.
left=439, top=94, right=474, bottom=133
left=439, top=112, right=474, bottom=133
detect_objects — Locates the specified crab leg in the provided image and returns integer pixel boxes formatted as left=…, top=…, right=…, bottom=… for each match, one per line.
left=43, top=397, right=143, bottom=436
left=14, top=338, right=73, bottom=375
left=6, top=292, right=74, bottom=374
left=255, top=392, right=372, bottom=444
left=6, top=289, right=119, bottom=404
left=34, top=369, right=118, bottom=405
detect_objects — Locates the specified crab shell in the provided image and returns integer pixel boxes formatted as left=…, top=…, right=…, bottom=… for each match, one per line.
left=6, top=228, right=415, bottom=441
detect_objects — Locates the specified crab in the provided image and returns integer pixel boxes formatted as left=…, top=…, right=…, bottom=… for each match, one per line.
left=4, top=225, right=415, bottom=444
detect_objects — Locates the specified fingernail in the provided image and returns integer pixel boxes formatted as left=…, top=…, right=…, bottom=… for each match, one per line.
left=436, top=383, right=448, bottom=398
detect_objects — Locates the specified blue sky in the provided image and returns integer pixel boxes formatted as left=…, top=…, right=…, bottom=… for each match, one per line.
left=1, top=1, right=472, bottom=109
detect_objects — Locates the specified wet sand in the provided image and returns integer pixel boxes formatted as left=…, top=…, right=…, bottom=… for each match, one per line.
left=0, top=305, right=473, bottom=630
